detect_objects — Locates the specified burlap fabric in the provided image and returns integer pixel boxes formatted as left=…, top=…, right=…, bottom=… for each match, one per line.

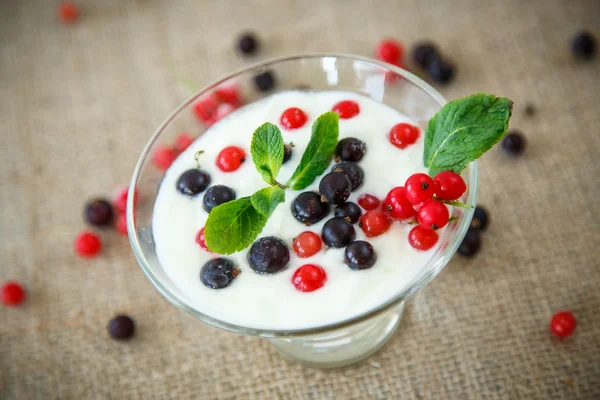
left=1, top=0, right=599, bottom=398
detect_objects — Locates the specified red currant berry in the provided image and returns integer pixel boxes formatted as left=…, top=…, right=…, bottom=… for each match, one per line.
left=280, top=107, right=308, bottom=130
left=152, top=145, right=177, bottom=171
left=113, top=187, right=138, bottom=214
left=389, top=123, right=420, bottom=149
left=550, top=311, right=577, bottom=338
left=376, top=39, right=404, bottom=63
left=405, top=173, right=436, bottom=204
left=292, top=264, right=327, bottom=292
left=196, top=228, right=210, bottom=252
left=358, top=194, right=380, bottom=211
left=417, top=200, right=449, bottom=230
left=113, top=187, right=129, bottom=214
left=359, top=210, right=392, bottom=237
left=382, top=187, right=416, bottom=220
left=1, top=281, right=26, bottom=306
left=216, top=146, right=246, bottom=172
left=332, top=100, right=360, bottom=119
left=292, top=231, right=322, bottom=258
left=433, top=171, right=467, bottom=201
left=115, top=213, right=128, bottom=236
left=408, top=226, right=439, bottom=251
left=175, top=133, right=195, bottom=153
left=74, top=231, right=102, bottom=258
left=193, top=95, right=219, bottom=125
left=215, top=85, right=242, bottom=106
left=58, top=2, right=79, bottom=24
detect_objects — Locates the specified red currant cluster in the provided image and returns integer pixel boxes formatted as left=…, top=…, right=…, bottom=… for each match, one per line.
left=355, top=171, right=467, bottom=251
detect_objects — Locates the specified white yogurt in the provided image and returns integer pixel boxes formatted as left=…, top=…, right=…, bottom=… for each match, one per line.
left=152, top=90, right=442, bottom=330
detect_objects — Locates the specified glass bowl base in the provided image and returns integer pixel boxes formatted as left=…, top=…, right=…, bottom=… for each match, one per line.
left=269, top=302, right=405, bottom=368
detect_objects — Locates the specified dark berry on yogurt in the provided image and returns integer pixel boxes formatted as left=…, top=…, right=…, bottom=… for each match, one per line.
left=319, top=172, right=352, bottom=206
left=283, top=143, right=294, bottom=164
left=334, top=202, right=362, bottom=224
left=344, top=241, right=377, bottom=270
left=253, top=70, right=276, bottom=92
left=331, top=162, right=364, bottom=191
left=335, top=137, right=367, bottom=162
left=85, top=199, right=114, bottom=226
left=177, top=169, right=211, bottom=196
left=321, top=218, right=356, bottom=248
left=247, top=237, right=290, bottom=274
left=203, top=185, right=236, bottom=213
left=200, top=258, right=240, bottom=289
left=291, top=192, right=330, bottom=225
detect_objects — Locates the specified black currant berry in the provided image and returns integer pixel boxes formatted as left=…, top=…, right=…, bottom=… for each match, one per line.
left=319, top=172, right=352, bottom=206
left=203, top=185, right=236, bottom=213
left=321, top=218, right=356, bottom=248
left=331, top=162, right=364, bottom=191
left=177, top=169, right=211, bottom=196
left=291, top=192, right=330, bottom=225
left=200, top=258, right=240, bottom=289
left=335, top=137, right=367, bottom=162
left=334, top=202, right=362, bottom=224
left=457, top=230, right=481, bottom=258
left=344, top=241, right=377, bottom=270
left=85, top=199, right=113, bottom=226
left=247, top=237, right=290, bottom=274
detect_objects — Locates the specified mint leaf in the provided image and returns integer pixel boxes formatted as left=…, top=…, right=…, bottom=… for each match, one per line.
left=287, top=112, right=339, bottom=190
left=424, top=93, right=513, bottom=176
left=250, top=122, right=284, bottom=185
left=204, top=197, right=267, bottom=255
left=251, top=186, right=285, bottom=217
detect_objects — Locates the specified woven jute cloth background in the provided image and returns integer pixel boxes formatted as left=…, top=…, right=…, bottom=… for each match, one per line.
left=1, top=0, right=599, bottom=399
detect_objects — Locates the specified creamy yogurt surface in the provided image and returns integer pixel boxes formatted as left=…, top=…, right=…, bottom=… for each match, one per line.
left=152, top=90, right=442, bottom=330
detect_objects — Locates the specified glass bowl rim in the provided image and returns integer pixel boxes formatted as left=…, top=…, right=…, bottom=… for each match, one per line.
left=127, top=53, right=478, bottom=338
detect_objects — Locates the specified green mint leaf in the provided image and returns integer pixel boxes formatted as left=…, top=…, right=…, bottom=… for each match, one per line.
left=424, top=93, right=513, bottom=176
left=204, top=197, right=267, bottom=255
left=251, top=186, right=285, bottom=217
left=287, top=112, right=339, bottom=190
left=250, top=122, right=285, bottom=185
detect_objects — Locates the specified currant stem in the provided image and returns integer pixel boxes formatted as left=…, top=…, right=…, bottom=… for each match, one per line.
left=434, top=197, right=473, bottom=209
left=194, top=150, right=204, bottom=169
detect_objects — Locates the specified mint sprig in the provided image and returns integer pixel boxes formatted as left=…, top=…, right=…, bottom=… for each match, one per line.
left=287, top=112, right=339, bottom=190
left=424, top=93, right=513, bottom=176
left=205, top=112, right=339, bottom=254
left=250, top=122, right=285, bottom=186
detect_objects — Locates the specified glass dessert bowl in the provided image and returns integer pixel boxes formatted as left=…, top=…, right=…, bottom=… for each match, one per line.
left=127, top=54, right=477, bottom=368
